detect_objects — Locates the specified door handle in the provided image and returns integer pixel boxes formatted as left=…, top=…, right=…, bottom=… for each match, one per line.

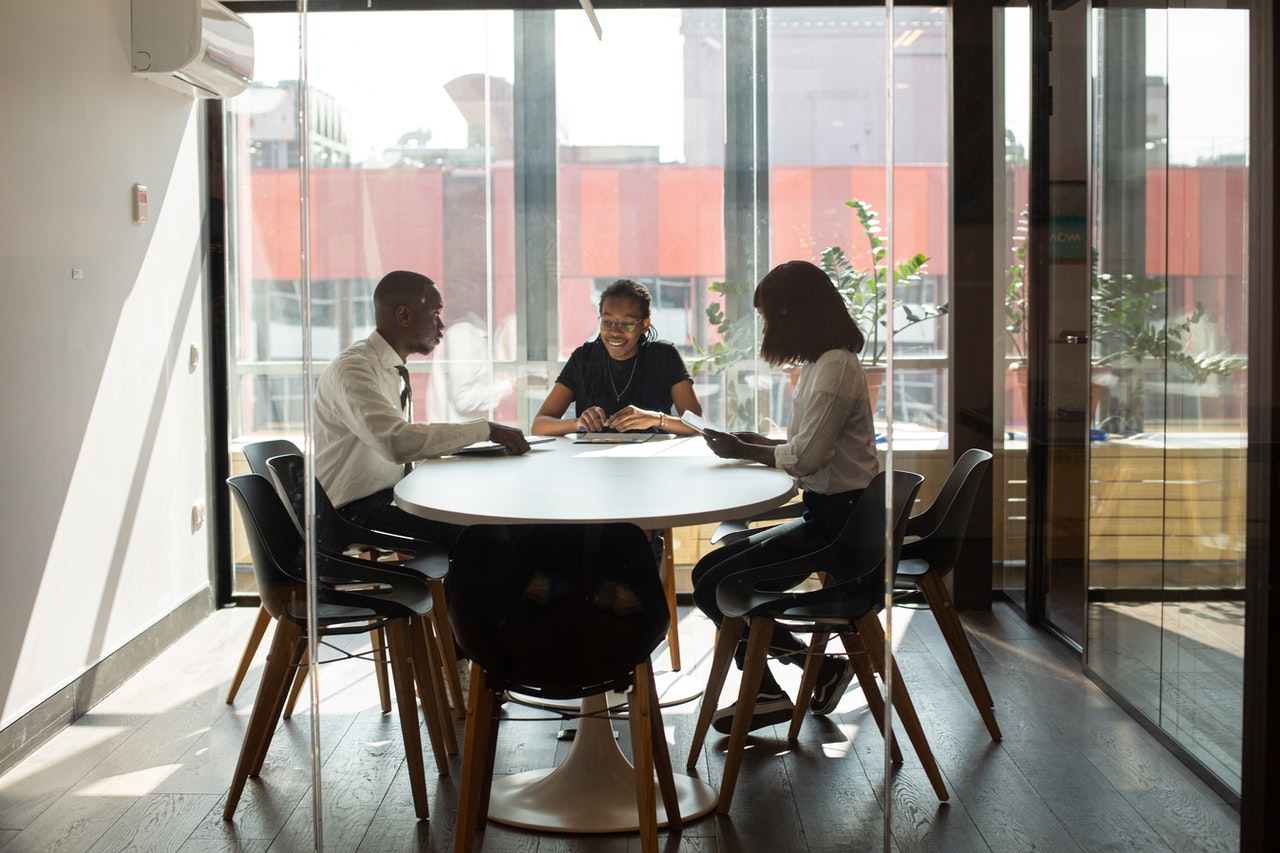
left=1060, top=330, right=1090, bottom=344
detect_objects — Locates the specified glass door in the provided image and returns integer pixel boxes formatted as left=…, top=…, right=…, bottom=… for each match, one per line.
left=1086, top=3, right=1249, bottom=798
left=996, top=5, right=1031, bottom=614
left=222, top=2, right=942, bottom=843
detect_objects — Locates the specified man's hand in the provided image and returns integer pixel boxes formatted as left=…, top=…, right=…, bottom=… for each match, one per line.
left=488, top=422, right=531, bottom=455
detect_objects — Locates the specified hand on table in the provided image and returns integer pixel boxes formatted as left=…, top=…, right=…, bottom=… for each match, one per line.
left=605, top=405, right=661, bottom=433
left=575, top=406, right=608, bottom=432
left=488, top=422, right=531, bottom=455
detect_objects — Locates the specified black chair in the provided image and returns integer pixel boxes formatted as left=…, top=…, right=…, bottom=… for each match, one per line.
left=265, top=452, right=466, bottom=736
left=687, top=470, right=949, bottom=813
left=223, top=473, right=453, bottom=821
left=708, top=501, right=804, bottom=547
left=447, top=523, right=682, bottom=853
left=894, top=448, right=1001, bottom=740
left=225, top=439, right=303, bottom=704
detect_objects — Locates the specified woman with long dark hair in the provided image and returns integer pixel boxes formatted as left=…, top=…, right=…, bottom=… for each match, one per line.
left=692, top=259, right=879, bottom=732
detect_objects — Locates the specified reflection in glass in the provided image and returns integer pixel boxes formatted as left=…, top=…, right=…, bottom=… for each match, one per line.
left=1087, top=7, right=1247, bottom=795
left=221, top=2, right=950, bottom=839
left=997, top=7, right=1031, bottom=611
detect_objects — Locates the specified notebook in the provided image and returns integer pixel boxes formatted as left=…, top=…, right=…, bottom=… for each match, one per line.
left=573, top=432, right=656, bottom=444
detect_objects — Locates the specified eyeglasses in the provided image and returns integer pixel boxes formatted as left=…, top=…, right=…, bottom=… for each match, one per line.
left=599, top=318, right=641, bottom=333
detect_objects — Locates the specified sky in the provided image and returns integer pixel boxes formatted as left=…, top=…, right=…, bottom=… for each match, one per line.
left=247, top=8, right=686, bottom=164
left=1004, top=7, right=1249, bottom=166
left=248, top=7, right=1249, bottom=169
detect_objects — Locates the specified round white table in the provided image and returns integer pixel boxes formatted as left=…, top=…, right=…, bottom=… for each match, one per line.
left=394, top=434, right=797, bottom=529
left=393, top=435, right=797, bottom=832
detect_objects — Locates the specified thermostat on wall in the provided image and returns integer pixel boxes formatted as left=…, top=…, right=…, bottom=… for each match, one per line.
left=133, top=183, right=148, bottom=224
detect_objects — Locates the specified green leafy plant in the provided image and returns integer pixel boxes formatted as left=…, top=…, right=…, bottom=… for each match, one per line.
left=691, top=198, right=948, bottom=375
left=822, top=199, right=946, bottom=366
left=1090, top=264, right=1244, bottom=383
left=1090, top=251, right=1244, bottom=433
left=1004, top=211, right=1029, bottom=359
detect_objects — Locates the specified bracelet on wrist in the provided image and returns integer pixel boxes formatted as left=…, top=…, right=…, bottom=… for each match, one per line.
left=659, top=413, right=666, bottom=430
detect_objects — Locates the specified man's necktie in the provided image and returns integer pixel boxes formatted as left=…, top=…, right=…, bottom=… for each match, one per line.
left=395, top=365, right=413, bottom=476
left=395, top=364, right=412, bottom=418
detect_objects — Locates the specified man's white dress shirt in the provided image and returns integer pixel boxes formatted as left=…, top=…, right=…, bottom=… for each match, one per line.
left=314, top=331, right=489, bottom=508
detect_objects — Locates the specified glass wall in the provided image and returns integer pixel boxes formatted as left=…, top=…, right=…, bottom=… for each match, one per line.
left=225, top=4, right=950, bottom=586
left=221, top=2, right=947, bottom=843
left=996, top=6, right=1031, bottom=612
left=1086, top=6, right=1248, bottom=795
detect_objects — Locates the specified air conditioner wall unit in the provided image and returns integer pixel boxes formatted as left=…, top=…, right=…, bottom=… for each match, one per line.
left=131, top=0, right=254, bottom=99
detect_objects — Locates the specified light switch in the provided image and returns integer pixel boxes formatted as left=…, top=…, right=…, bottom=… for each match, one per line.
left=133, top=184, right=148, bottom=224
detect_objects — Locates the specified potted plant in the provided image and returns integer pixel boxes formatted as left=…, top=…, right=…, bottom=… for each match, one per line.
left=1004, top=211, right=1029, bottom=427
left=692, top=198, right=948, bottom=420
left=1090, top=256, right=1244, bottom=434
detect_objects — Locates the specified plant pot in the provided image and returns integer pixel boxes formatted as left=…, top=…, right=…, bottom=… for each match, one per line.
left=863, top=365, right=885, bottom=410
left=1006, top=361, right=1028, bottom=427
left=1089, top=364, right=1113, bottom=427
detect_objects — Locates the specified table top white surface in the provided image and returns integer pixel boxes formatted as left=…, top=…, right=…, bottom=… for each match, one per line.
left=393, top=434, right=797, bottom=528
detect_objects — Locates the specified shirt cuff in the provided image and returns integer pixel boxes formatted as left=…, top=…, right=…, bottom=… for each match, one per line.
left=457, top=419, right=491, bottom=446
left=773, top=441, right=798, bottom=472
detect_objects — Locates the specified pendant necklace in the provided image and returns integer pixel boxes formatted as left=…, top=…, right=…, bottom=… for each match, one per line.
left=608, top=348, right=640, bottom=401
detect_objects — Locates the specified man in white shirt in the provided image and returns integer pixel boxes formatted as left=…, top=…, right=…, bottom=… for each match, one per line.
left=314, top=270, right=529, bottom=548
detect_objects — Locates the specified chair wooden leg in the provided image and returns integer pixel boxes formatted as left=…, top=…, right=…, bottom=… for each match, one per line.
left=455, top=664, right=499, bottom=852
left=855, top=612, right=949, bottom=801
left=788, top=632, right=829, bottom=738
left=427, top=578, right=468, bottom=719
left=251, top=631, right=303, bottom=777
left=385, top=618, right=431, bottom=820
left=717, top=618, right=775, bottom=814
left=661, top=528, right=682, bottom=671
left=281, top=645, right=310, bottom=720
left=628, top=660, right=660, bottom=852
left=917, top=570, right=1002, bottom=740
left=371, top=624, right=393, bottom=714
left=249, top=622, right=306, bottom=778
left=646, top=663, right=683, bottom=831
left=224, top=618, right=301, bottom=820
left=407, top=614, right=455, bottom=772
left=225, top=605, right=273, bottom=704
left=687, top=616, right=744, bottom=766
left=476, top=682, right=501, bottom=828
left=838, top=635, right=903, bottom=764
left=420, top=613, right=459, bottom=756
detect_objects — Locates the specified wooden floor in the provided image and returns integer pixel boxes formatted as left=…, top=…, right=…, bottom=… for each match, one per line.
left=0, top=601, right=1241, bottom=852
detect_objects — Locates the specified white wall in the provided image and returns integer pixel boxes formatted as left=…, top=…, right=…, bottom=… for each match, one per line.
left=0, top=0, right=213, bottom=729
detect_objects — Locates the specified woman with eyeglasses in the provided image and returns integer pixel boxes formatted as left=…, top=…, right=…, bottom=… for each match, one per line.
left=532, top=278, right=704, bottom=436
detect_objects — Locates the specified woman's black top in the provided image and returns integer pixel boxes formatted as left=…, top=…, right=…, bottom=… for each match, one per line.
left=554, top=339, right=691, bottom=429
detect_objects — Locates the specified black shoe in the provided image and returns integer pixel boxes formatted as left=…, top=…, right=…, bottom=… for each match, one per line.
left=711, top=689, right=794, bottom=734
left=809, top=657, right=856, bottom=715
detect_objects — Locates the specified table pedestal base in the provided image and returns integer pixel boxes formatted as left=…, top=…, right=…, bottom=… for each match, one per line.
left=487, top=694, right=717, bottom=833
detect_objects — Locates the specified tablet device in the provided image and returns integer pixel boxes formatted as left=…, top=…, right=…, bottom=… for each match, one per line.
left=679, top=411, right=723, bottom=434
left=452, top=434, right=556, bottom=455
